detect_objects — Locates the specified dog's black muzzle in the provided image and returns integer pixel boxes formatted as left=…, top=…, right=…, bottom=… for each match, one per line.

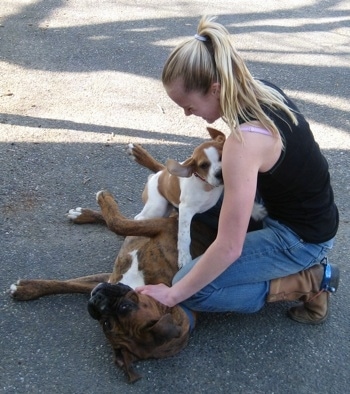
left=87, top=282, right=133, bottom=320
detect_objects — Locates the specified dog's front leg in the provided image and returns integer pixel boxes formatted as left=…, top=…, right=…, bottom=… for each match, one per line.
left=177, top=206, right=196, bottom=269
left=10, top=274, right=111, bottom=301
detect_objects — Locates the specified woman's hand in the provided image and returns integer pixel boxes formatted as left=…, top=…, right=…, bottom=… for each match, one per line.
left=136, top=283, right=176, bottom=307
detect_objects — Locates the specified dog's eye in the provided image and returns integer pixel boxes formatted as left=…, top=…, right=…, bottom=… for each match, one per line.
left=117, top=300, right=136, bottom=315
left=199, top=162, right=210, bottom=170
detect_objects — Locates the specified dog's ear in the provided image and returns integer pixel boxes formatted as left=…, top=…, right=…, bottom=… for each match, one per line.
left=114, top=348, right=142, bottom=383
left=166, top=158, right=194, bottom=178
left=207, top=127, right=226, bottom=143
left=147, top=313, right=182, bottom=345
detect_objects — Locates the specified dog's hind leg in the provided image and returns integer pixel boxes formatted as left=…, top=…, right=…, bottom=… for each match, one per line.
left=127, top=143, right=165, bottom=173
left=134, top=174, right=172, bottom=220
left=96, top=190, right=175, bottom=238
left=10, top=273, right=111, bottom=301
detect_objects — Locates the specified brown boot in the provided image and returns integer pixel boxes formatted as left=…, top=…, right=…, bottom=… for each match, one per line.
left=267, top=261, right=339, bottom=324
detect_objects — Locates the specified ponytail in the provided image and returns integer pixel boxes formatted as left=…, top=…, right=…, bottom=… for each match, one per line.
left=162, top=16, right=298, bottom=142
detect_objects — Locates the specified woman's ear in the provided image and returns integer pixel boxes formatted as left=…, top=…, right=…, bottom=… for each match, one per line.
left=211, top=82, right=221, bottom=97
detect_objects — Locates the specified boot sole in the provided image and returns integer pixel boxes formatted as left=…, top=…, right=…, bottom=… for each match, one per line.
left=287, top=304, right=329, bottom=325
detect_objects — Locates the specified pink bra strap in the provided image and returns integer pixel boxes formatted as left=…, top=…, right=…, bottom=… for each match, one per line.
left=239, top=124, right=272, bottom=136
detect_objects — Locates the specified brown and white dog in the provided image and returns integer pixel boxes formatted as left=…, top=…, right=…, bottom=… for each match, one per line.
left=129, top=127, right=224, bottom=269
left=10, top=190, right=213, bottom=383
left=128, top=127, right=266, bottom=268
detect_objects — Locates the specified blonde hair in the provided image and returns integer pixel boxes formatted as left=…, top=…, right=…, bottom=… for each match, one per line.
left=162, top=16, right=298, bottom=142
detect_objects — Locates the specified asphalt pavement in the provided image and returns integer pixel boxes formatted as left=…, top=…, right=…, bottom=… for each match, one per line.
left=1, top=1, right=349, bottom=393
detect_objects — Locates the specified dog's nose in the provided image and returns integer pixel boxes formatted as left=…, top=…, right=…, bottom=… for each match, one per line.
left=215, top=169, right=223, bottom=181
left=88, top=291, right=110, bottom=320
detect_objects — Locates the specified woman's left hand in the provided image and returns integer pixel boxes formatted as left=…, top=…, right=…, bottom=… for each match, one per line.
left=136, top=283, right=176, bottom=307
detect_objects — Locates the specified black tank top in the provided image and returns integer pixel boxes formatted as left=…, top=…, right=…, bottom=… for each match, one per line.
left=254, top=81, right=339, bottom=243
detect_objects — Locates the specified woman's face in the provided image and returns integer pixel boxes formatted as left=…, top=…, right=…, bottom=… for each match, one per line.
left=165, top=79, right=222, bottom=124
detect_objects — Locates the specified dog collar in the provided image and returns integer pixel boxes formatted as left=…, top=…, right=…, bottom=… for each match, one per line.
left=194, top=172, right=217, bottom=191
left=179, top=305, right=196, bottom=333
left=193, top=172, right=208, bottom=183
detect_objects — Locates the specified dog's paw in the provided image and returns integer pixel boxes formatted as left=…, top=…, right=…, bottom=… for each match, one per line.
left=10, top=280, right=41, bottom=301
left=67, top=207, right=83, bottom=220
left=251, top=202, right=267, bottom=221
left=126, top=143, right=136, bottom=160
left=126, top=143, right=152, bottom=167
left=96, top=190, right=104, bottom=201
left=10, top=281, right=23, bottom=299
left=96, top=190, right=114, bottom=204
left=10, top=282, right=18, bottom=296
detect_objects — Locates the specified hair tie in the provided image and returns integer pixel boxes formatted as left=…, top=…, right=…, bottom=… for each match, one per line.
left=194, top=33, right=207, bottom=42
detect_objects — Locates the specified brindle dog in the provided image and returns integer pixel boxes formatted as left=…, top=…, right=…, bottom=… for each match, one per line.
left=10, top=189, right=215, bottom=382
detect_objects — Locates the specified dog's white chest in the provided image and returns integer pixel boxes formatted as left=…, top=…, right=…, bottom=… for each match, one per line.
left=121, top=250, right=145, bottom=289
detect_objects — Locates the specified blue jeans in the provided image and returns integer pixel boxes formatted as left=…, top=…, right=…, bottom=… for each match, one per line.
left=173, top=215, right=334, bottom=313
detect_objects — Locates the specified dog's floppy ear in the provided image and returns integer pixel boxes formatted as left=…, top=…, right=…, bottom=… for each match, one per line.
left=114, top=348, right=142, bottom=383
left=147, top=313, right=182, bottom=345
left=207, top=127, right=226, bottom=143
left=166, top=158, right=194, bottom=178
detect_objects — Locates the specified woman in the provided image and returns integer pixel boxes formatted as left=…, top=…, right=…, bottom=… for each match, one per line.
left=137, top=16, right=339, bottom=324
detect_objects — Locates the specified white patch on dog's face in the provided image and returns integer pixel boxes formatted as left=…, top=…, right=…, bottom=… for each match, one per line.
left=203, top=146, right=222, bottom=187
